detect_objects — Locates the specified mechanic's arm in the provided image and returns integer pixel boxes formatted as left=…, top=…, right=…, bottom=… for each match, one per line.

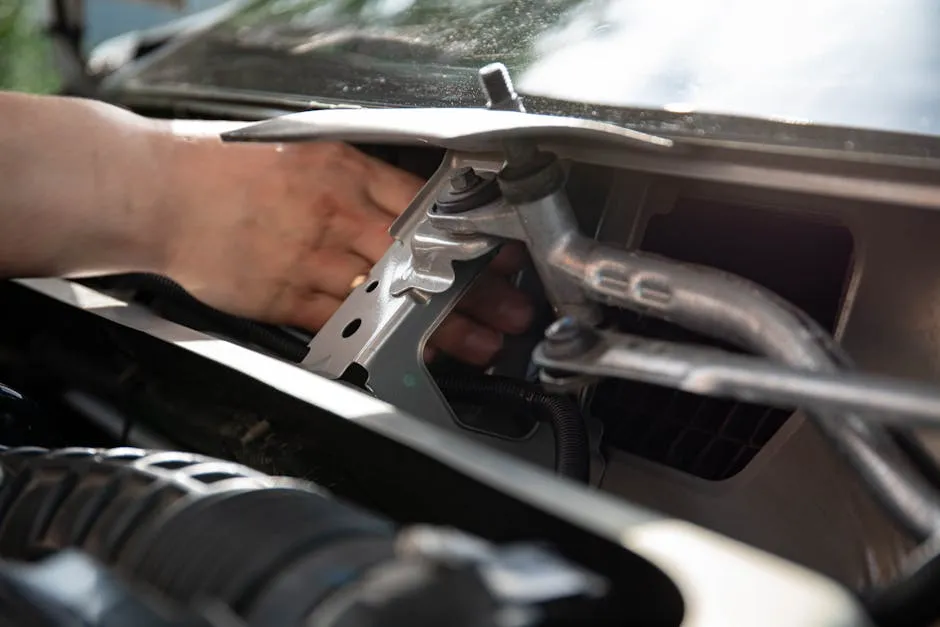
left=0, top=91, right=532, bottom=365
left=0, top=91, right=175, bottom=277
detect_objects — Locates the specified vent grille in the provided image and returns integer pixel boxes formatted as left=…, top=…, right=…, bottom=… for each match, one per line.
left=590, top=198, right=854, bottom=480
left=591, top=377, right=791, bottom=481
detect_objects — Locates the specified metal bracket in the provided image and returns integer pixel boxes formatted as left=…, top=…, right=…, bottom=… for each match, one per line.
left=298, top=151, right=558, bottom=467
left=300, top=153, right=499, bottom=394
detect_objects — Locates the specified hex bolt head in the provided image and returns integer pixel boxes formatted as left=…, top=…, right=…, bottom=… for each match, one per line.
left=450, top=167, right=482, bottom=192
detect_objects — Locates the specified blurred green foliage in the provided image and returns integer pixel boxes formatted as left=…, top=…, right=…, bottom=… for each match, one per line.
left=0, top=0, right=60, bottom=93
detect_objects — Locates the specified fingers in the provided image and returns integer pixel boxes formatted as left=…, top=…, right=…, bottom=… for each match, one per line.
left=456, top=273, right=533, bottom=335
left=363, top=156, right=425, bottom=218
left=428, top=272, right=534, bottom=366
left=430, top=312, right=505, bottom=366
left=314, top=191, right=395, bottom=263
left=348, top=221, right=396, bottom=264
left=489, top=242, right=529, bottom=275
left=297, top=251, right=372, bottom=298
left=281, top=292, right=345, bottom=331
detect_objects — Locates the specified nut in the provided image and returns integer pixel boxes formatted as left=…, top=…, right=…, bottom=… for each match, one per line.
left=450, top=167, right=482, bottom=193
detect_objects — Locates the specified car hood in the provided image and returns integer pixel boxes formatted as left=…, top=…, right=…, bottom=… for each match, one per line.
left=106, top=0, right=940, bottom=158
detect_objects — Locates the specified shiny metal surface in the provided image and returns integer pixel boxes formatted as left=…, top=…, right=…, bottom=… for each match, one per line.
left=392, top=218, right=499, bottom=297
left=300, top=152, right=494, bottom=400
left=298, top=150, right=557, bottom=465
left=221, top=107, right=673, bottom=152
left=300, top=151, right=497, bottom=383
left=532, top=330, right=940, bottom=429
left=248, top=93, right=940, bottom=542
left=216, top=100, right=937, bottom=585
left=432, top=187, right=602, bottom=322
left=13, top=277, right=873, bottom=627
left=511, top=191, right=603, bottom=323
left=433, top=179, right=940, bottom=542
left=562, top=240, right=940, bottom=542
left=395, top=525, right=608, bottom=607
left=578, top=177, right=920, bottom=587
left=216, top=107, right=940, bottom=220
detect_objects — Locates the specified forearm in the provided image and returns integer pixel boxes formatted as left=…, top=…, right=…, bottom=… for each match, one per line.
left=0, top=91, right=181, bottom=278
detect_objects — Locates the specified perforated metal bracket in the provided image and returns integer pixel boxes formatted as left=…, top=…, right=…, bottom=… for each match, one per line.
left=300, top=152, right=501, bottom=391
left=296, top=152, right=555, bottom=467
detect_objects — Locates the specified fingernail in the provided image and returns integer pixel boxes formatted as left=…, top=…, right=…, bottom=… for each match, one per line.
left=465, top=328, right=503, bottom=358
left=498, top=300, right=534, bottom=332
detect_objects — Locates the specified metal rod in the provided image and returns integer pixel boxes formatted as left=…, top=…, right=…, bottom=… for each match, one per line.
left=433, top=190, right=940, bottom=539
left=550, top=238, right=940, bottom=541
left=533, top=332, right=940, bottom=428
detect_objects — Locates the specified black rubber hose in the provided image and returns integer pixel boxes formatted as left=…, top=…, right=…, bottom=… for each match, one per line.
left=0, top=447, right=395, bottom=626
left=0, top=448, right=539, bottom=627
left=435, top=375, right=590, bottom=483
left=94, top=273, right=310, bottom=363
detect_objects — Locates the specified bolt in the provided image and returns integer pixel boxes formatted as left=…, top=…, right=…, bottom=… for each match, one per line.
left=542, top=317, right=601, bottom=360
left=450, top=167, right=482, bottom=193
left=478, top=62, right=524, bottom=112
left=545, top=317, right=582, bottom=342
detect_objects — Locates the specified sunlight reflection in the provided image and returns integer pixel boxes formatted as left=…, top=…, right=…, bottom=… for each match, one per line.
left=519, top=0, right=937, bottom=133
left=175, top=339, right=391, bottom=420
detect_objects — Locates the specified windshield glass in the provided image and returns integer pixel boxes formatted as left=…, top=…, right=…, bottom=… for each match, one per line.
left=126, top=0, right=940, bottom=139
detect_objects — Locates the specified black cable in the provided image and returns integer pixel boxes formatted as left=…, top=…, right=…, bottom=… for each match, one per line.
left=435, top=375, right=590, bottom=483
left=84, top=275, right=586, bottom=480
left=102, top=274, right=310, bottom=363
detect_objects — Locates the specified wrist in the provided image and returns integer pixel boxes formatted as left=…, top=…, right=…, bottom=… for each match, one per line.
left=142, top=127, right=220, bottom=280
left=34, top=102, right=186, bottom=279
left=120, top=122, right=185, bottom=276
left=154, top=126, right=256, bottom=287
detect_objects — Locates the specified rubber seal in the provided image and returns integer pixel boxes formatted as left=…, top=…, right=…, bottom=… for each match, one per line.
left=435, top=174, right=502, bottom=214
left=498, top=152, right=566, bottom=204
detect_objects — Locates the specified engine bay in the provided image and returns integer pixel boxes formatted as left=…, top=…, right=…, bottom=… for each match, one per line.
left=5, top=62, right=940, bottom=626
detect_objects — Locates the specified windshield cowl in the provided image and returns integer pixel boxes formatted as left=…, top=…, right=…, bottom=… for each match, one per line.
left=106, top=0, right=940, bottom=159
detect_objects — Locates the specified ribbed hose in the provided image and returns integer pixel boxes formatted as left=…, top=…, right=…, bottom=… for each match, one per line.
left=0, top=447, right=582, bottom=627
left=0, top=447, right=396, bottom=626
left=104, top=273, right=310, bottom=363
left=436, top=375, right=590, bottom=483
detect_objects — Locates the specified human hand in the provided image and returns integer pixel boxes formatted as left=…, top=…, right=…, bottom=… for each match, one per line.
left=161, top=138, right=533, bottom=365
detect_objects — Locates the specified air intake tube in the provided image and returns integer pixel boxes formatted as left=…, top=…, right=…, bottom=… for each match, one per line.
left=0, top=447, right=604, bottom=627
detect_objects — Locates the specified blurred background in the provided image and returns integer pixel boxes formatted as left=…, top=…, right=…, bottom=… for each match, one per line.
left=0, top=0, right=58, bottom=92
left=0, top=0, right=225, bottom=93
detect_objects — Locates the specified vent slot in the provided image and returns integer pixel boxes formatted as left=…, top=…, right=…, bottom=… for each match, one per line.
left=590, top=198, right=854, bottom=480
